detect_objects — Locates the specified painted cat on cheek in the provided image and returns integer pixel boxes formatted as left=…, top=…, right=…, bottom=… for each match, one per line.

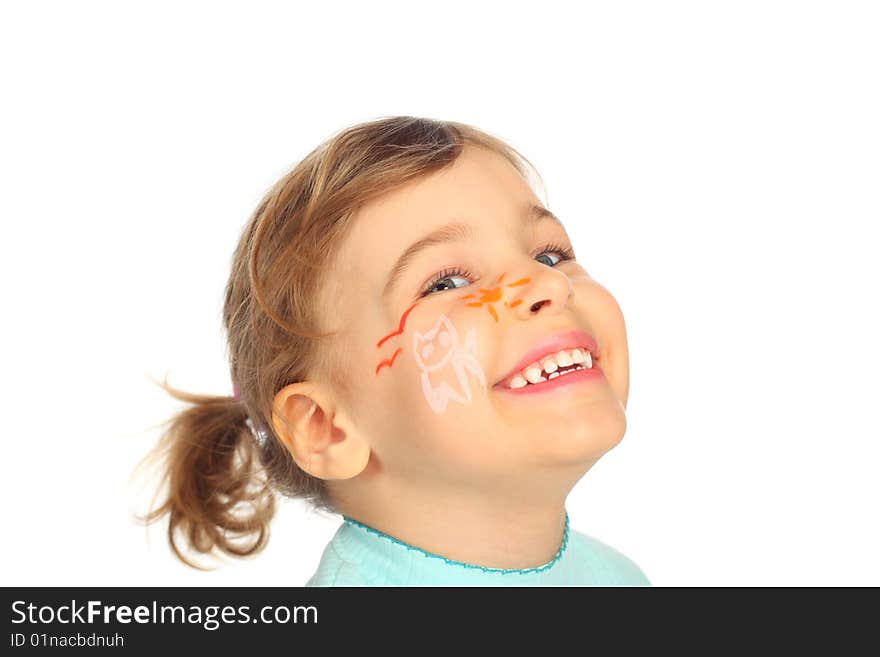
left=413, top=315, right=486, bottom=414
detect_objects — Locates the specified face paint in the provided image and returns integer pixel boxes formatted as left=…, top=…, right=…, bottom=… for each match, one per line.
left=459, top=272, right=531, bottom=322
left=377, top=301, right=420, bottom=349
left=413, top=315, right=486, bottom=414
left=375, top=347, right=402, bottom=375
left=375, top=301, right=420, bottom=375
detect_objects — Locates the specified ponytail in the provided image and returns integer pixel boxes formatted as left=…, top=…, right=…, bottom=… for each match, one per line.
left=135, top=376, right=276, bottom=570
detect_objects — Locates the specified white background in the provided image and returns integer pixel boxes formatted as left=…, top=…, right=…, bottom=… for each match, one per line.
left=1, top=1, right=877, bottom=586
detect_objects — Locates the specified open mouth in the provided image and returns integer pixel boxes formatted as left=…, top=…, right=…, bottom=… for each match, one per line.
left=494, top=346, right=600, bottom=390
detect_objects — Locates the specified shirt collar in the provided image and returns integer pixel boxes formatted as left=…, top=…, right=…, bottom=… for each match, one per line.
left=335, top=511, right=571, bottom=585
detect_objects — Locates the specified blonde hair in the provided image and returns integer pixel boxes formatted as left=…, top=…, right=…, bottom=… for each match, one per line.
left=136, top=116, right=541, bottom=569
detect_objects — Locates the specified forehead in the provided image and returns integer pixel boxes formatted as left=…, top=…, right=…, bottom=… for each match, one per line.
left=341, top=146, right=536, bottom=270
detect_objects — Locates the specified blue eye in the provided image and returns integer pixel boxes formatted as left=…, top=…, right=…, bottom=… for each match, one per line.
left=536, top=242, right=576, bottom=265
left=536, top=252, right=562, bottom=267
left=419, top=269, right=473, bottom=297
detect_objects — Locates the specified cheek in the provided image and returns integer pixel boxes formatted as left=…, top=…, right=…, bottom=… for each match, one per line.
left=582, top=284, right=630, bottom=405
left=406, top=311, right=489, bottom=416
left=370, top=308, right=495, bottom=453
left=373, top=368, right=494, bottom=480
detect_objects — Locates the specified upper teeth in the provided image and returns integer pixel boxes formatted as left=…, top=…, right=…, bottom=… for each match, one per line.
left=507, top=348, right=593, bottom=389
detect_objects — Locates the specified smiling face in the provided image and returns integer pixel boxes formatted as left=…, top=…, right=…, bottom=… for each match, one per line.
left=314, top=145, right=630, bottom=503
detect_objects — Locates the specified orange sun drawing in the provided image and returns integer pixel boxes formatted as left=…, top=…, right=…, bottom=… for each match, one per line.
left=458, top=271, right=531, bottom=322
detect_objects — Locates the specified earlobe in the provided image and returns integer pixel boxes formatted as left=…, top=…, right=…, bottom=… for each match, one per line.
left=271, top=382, right=371, bottom=481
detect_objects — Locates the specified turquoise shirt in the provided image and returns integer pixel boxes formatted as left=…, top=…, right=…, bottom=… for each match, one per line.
left=306, top=511, right=651, bottom=586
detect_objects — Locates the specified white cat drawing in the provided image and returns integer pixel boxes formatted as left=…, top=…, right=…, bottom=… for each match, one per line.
left=412, top=315, right=486, bottom=414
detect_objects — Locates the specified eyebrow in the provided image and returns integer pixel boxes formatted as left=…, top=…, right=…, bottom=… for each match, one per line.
left=381, top=203, right=562, bottom=299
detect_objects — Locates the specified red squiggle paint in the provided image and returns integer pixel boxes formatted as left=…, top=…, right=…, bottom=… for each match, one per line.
left=376, top=302, right=419, bottom=349
left=375, top=347, right=403, bottom=375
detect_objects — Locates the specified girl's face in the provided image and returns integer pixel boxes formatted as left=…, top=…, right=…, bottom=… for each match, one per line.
left=315, top=146, right=630, bottom=499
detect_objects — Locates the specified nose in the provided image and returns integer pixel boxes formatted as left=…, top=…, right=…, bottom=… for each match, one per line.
left=510, top=265, right=573, bottom=319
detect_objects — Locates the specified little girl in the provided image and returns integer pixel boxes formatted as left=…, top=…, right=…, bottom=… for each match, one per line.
left=140, top=116, right=651, bottom=586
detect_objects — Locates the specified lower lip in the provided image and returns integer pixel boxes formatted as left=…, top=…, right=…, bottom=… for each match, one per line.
left=493, top=363, right=606, bottom=395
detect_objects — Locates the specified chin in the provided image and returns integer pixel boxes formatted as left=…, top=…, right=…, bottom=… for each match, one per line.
left=540, top=401, right=627, bottom=467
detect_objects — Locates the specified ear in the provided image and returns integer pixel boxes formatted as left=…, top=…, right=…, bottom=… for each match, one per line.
left=270, top=381, right=371, bottom=480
